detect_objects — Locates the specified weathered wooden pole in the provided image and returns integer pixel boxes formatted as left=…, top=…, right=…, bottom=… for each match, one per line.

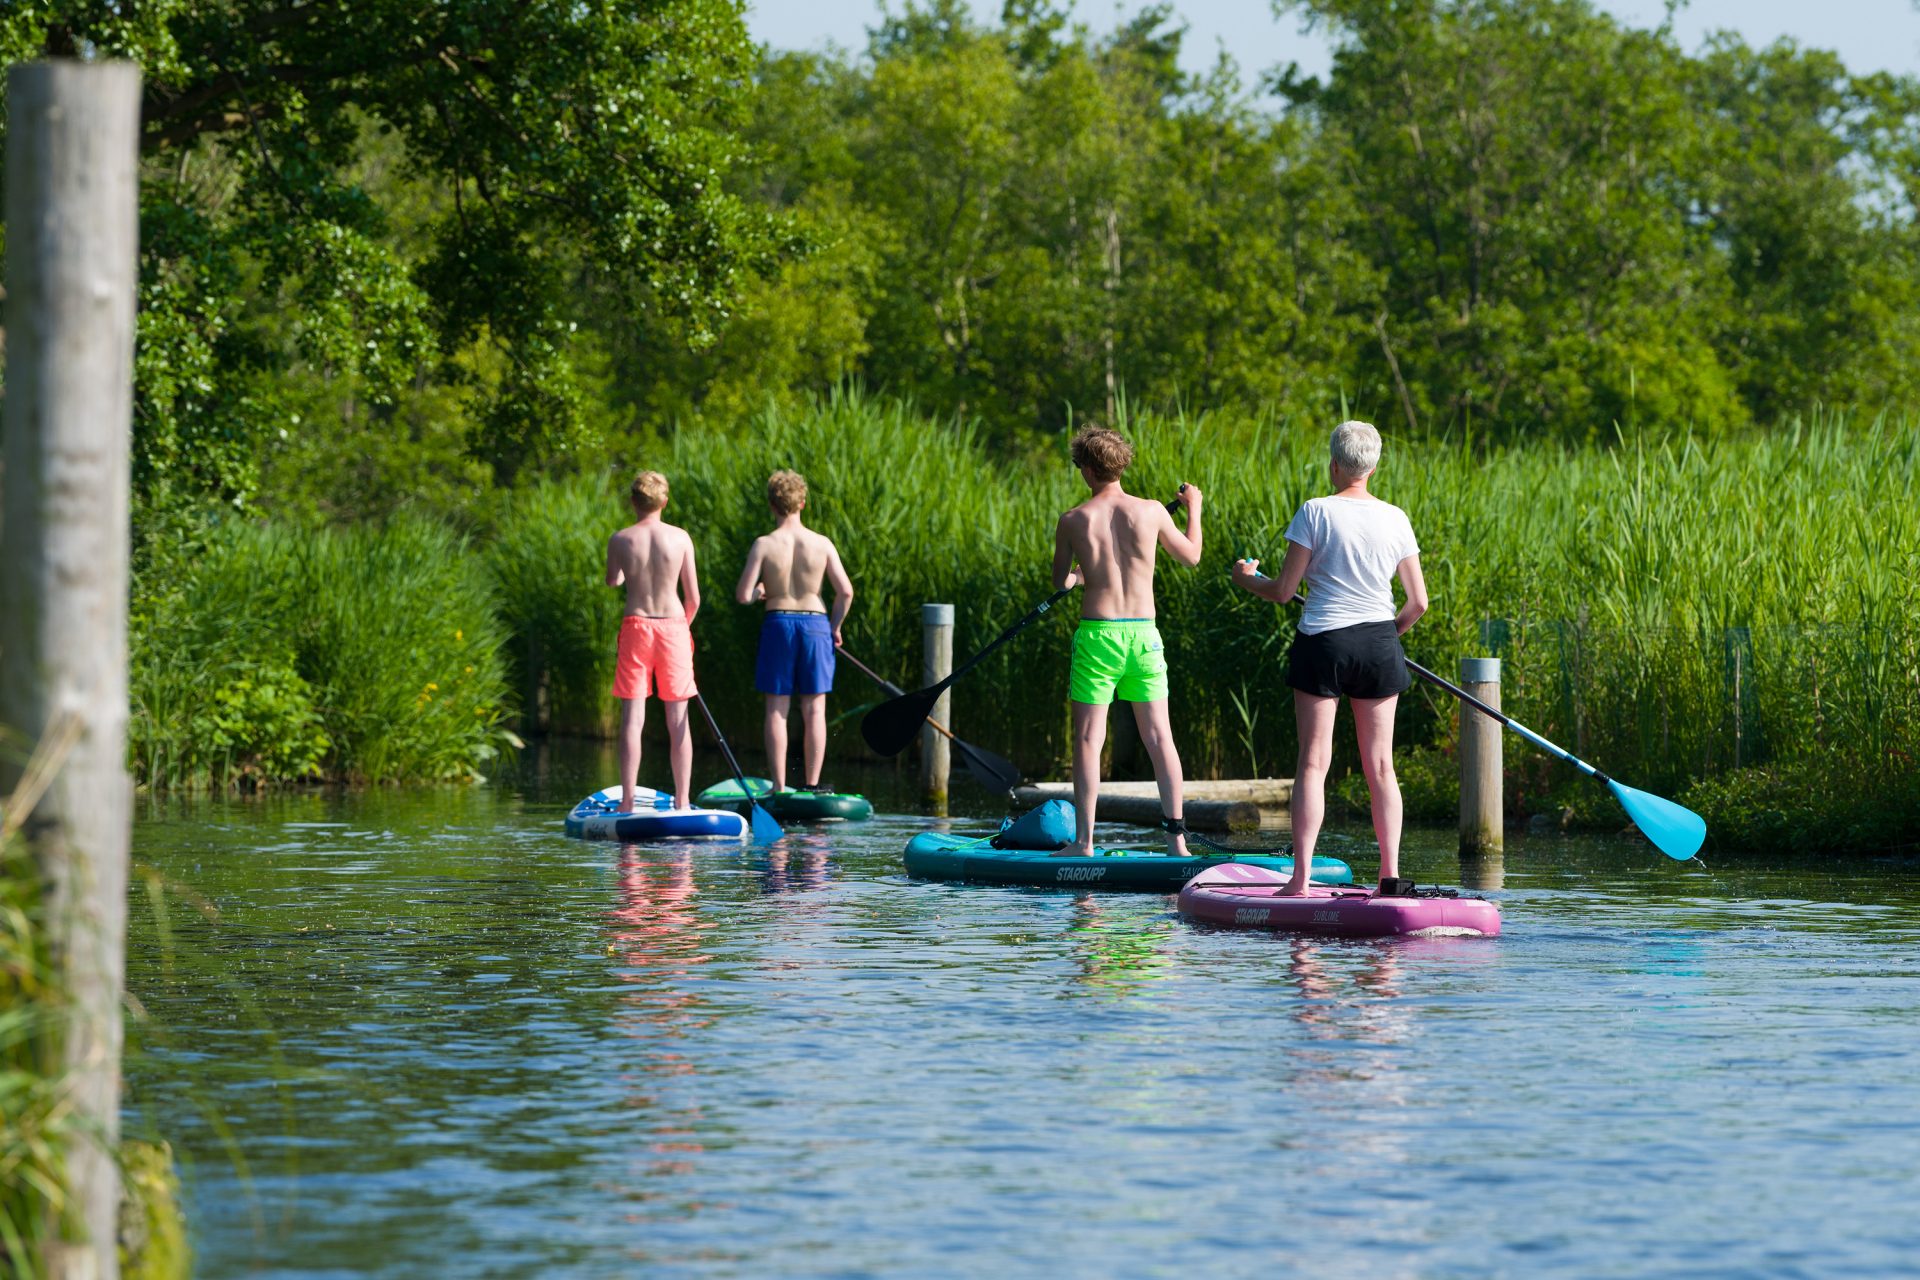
left=920, top=604, right=953, bottom=809
left=1458, top=657, right=1503, bottom=856
left=0, top=60, right=142, bottom=1280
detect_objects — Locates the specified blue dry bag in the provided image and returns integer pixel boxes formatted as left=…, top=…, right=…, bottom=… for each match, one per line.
left=991, top=798, right=1076, bottom=850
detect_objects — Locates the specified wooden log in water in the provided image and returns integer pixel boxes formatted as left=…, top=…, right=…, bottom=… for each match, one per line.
left=1012, top=779, right=1292, bottom=832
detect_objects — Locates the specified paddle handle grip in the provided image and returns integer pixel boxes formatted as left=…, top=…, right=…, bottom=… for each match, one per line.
left=1164, top=483, right=1189, bottom=515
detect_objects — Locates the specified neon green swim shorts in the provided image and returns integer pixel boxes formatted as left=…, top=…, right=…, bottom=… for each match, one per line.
left=1070, top=619, right=1169, bottom=704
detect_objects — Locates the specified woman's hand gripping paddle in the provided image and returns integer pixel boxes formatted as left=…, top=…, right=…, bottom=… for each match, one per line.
left=1403, top=659, right=1707, bottom=861
left=837, top=648, right=1023, bottom=793
left=860, top=588, right=1073, bottom=757
left=692, top=691, right=783, bottom=843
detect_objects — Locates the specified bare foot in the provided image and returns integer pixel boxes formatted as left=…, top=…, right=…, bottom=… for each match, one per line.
left=1169, top=834, right=1192, bottom=857
left=1273, top=875, right=1313, bottom=897
left=617, top=803, right=636, bottom=815
left=1051, top=843, right=1097, bottom=858
left=674, top=797, right=689, bottom=812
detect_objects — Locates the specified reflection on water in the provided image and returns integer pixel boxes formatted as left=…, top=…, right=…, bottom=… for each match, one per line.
left=123, top=750, right=1920, bottom=1278
left=608, top=847, right=711, bottom=1194
left=1064, top=893, right=1172, bottom=997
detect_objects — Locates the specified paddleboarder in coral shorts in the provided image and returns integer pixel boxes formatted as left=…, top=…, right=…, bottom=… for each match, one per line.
left=606, top=470, right=702, bottom=814
left=736, top=470, right=854, bottom=794
left=1051, top=422, right=1203, bottom=857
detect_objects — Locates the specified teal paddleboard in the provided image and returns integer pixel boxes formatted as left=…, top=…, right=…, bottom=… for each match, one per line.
left=697, top=777, right=874, bottom=822
left=903, top=830, right=1352, bottom=891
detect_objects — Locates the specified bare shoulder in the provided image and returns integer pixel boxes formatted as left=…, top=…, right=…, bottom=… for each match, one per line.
left=1126, top=493, right=1168, bottom=518
left=808, top=527, right=840, bottom=555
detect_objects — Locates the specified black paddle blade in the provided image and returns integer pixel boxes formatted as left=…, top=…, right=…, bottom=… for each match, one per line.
left=952, top=737, right=1022, bottom=793
left=860, top=683, right=945, bottom=756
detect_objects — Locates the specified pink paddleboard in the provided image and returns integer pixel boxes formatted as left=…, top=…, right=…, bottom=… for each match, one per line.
left=1177, top=861, right=1501, bottom=938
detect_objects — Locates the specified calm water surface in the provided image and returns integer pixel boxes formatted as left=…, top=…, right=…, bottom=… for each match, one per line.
left=126, top=749, right=1920, bottom=1278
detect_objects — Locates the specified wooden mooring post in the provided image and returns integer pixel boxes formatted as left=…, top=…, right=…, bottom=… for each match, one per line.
left=0, top=61, right=142, bottom=1279
left=1458, top=657, right=1503, bottom=857
left=920, top=604, right=953, bottom=809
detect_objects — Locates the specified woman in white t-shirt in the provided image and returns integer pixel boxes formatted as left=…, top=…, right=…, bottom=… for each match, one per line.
left=1230, top=421, right=1428, bottom=895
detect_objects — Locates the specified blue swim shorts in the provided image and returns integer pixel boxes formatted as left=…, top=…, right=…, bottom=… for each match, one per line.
left=755, top=611, right=836, bottom=696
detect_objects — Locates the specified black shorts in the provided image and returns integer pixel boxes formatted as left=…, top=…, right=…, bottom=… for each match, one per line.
left=1287, top=620, right=1410, bottom=699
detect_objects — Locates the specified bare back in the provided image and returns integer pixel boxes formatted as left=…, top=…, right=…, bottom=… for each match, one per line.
left=1056, top=492, right=1176, bottom=619
left=606, top=518, right=698, bottom=618
left=746, top=525, right=837, bottom=612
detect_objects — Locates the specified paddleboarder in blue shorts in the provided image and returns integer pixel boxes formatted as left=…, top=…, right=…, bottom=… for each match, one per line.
left=1051, top=422, right=1203, bottom=857
left=736, top=470, right=854, bottom=794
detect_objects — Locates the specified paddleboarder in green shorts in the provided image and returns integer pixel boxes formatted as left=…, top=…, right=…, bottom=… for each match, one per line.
left=1051, top=422, right=1203, bottom=857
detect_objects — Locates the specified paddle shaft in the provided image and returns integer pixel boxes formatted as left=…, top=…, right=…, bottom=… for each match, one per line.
left=1402, top=659, right=1611, bottom=786
left=839, top=648, right=1023, bottom=790
left=692, top=691, right=778, bottom=832
left=940, top=587, right=1072, bottom=693
left=1252, top=572, right=1613, bottom=787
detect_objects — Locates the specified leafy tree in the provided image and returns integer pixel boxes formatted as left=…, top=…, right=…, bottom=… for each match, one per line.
left=1280, top=0, right=1746, bottom=437
left=1689, top=37, right=1920, bottom=420
left=0, top=0, right=781, bottom=518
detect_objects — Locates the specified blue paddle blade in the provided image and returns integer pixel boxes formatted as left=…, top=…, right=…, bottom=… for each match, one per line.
left=1608, top=780, right=1706, bottom=861
left=746, top=802, right=784, bottom=844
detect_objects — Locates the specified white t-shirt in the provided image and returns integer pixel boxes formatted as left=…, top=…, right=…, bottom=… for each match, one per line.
left=1282, top=496, right=1420, bottom=635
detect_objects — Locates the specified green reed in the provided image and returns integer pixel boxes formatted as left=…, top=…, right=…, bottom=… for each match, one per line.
left=637, top=396, right=1918, bottom=838
left=131, top=392, right=1920, bottom=848
left=132, top=519, right=513, bottom=787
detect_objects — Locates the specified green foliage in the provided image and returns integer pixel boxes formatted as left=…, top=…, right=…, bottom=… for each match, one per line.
left=1683, top=754, right=1920, bottom=857
left=0, top=0, right=782, bottom=521
left=132, top=520, right=512, bottom=786
left=0, top=837, right=62, bottom=1277
left=490, top=396, right=1920, bottom=824
left=119, top=1140, right=189, bottom=1280
left=487, top=477, right=631, bottom=736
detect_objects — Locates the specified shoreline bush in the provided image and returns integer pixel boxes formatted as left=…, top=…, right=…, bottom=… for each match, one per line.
left=133, top=519, right=513, bottom=787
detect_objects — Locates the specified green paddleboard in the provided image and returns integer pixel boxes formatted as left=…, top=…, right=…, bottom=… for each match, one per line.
left=697, top=777, right=874, bottom=822
left=903, top=830, right=1352, bottom=891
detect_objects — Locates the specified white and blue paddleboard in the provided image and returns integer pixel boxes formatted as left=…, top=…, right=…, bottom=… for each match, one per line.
left=563, top=786, right=749, bottom=842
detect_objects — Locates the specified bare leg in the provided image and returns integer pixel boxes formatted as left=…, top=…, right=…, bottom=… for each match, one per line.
left=1352, top=694, right=1403, bottom=883
left=663, top=699, right=693, bottom=811
left=1062, top=700, right=1110, bottom=856
left=798, top=693, right=827, bottom=787
left=618, top=696, right=646, bottom=812
left=1287, top=691, right=1339, bottom=893
left=1131, top=699, right=1188, bottom=855
left=763, top=694, right=791, bottom=791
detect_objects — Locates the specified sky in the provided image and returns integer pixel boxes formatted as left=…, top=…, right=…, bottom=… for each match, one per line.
left=745, top=1, right=1920, bottom=82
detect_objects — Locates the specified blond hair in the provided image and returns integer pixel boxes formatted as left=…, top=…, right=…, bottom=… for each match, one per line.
left=1069, top=422, right=1133, bottom=482
left=630, top=470, right=669, bottom=514
left=767, top=469, right=808, bottom=516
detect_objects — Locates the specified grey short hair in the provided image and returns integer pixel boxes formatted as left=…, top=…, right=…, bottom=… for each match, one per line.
left=1330, top=420, right=1382, bottom=477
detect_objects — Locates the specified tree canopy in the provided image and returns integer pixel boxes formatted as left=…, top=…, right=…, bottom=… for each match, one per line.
left=4, top=0, right=1917, bottom=529
left=1, top=0, right=780, bottom=522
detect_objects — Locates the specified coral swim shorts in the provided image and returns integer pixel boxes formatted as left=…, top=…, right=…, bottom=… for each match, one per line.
left=611, top=615, right=697, bottom=702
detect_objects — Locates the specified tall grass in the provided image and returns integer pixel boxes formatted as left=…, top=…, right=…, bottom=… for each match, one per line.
left=556, top=397, right=1914, bottom=799
left=136, top=393, right=1920, bottom=849
left=515, top=394, right=1915, bottom=846
left=132, top=519, right=513, bottom=786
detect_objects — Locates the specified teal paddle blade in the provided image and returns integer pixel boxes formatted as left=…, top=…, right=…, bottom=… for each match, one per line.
left=1608, top=780, right=1706, bottom=861
left=746, top=801, right=784, bottom=844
